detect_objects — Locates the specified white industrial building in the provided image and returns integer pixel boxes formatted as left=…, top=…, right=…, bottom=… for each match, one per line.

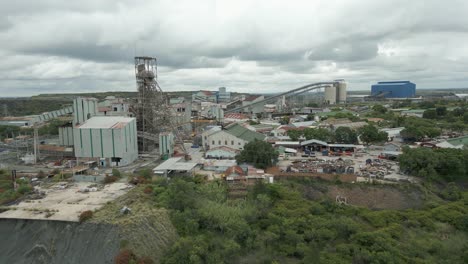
left=202, top=123, right=265, bottom=151
left=73, top=97, right=99, bottom=126
left=73, top=116, right=138, bottom=167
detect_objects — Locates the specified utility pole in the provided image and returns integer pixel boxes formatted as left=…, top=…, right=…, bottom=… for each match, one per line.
left=33, top=126, right=38, bottom=164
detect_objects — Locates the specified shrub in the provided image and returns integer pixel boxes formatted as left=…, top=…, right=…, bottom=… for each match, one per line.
left=143, top=186, right=153, bottom=194
left=130, top=176, right=148, bottom=185
left=79, top=210, right=93, bottom=223
left=104, top=175, right=118, bottom=184
left=37, top=170, right=46, bottom=178
left=112, top=168, right=122, bottom=178
left=137, top=256, right=154, bottom=264
left=139, top=169, right=152, bottom=179
left=114, top=249, right=136, bottom=264
left=17, top=185, right=32, bottom=195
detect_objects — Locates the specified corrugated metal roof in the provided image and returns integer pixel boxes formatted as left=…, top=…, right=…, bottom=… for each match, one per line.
left=78, top=116, right=134, bottom=129
left=225, top=123, right=266, bottom=142
left=153, top=157, right=197, bottom=172
left=301, top=139, right=328, bottom=146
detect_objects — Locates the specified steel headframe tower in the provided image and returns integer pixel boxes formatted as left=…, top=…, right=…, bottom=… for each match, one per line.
left=134, top=56, right=171, bottom=151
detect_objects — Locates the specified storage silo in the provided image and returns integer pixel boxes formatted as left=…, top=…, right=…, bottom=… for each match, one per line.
left=335, top=80, right=347, bottom=103
left=324, top=85, right=337, bottom=105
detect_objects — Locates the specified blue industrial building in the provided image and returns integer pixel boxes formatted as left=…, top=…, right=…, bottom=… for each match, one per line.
left=371, top=81, right=416, bottom=98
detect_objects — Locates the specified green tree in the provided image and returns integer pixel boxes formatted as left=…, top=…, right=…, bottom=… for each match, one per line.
left=400, top=126, right=425, bottom=142
left=436, top=106, right=447, bottom=116
left=303, top=128, right=333, bottom=142
left=112, top=168, right=122, bottom=178
left=287, top=130, right=302, bottom=141
left=358, top=124, right=388, bottom=145
left=0, top=125, right=21, bottom=140
left=334, top=127, right=358, bottom=144
left=372, top=104, right=387, bottom=114
left=236, top=140, right=278, bottom=169
left=280, top=116, right=290, bottom=125
left=423, top=109, right=437, bottom=119
left=463, top=112, right=468, bottom=124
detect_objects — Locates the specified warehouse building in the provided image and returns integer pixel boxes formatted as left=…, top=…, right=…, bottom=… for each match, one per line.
left=203, top=123, right=265, bottom=151
left=74, top=116, right=138, bottom=167
left=371, top=81, right=416, bottom=98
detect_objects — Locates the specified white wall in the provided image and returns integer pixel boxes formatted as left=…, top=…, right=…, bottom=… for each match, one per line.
left=73, top=98, right=98, bottom=126
left=206, top=131, right=247, bottom=150
left=58, top=126, right=74, bottom=146
left=73, top=119, right=138, bottom=166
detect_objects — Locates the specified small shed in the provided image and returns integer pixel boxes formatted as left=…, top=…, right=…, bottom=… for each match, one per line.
left=301, top=139, right=328, bottom=152
left=383, top=142, right=401, bottom=152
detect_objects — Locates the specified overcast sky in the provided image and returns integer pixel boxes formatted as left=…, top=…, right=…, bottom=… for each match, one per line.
left=0, top=0, right=467, bottom=96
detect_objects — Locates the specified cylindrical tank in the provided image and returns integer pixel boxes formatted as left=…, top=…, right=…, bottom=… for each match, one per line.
left=324, top=85, right=337, bottom=105
left=336, top=80, right=347, bottom=103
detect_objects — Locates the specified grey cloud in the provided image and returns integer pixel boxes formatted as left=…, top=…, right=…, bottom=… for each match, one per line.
left=1, top=0, right=468, bottom=96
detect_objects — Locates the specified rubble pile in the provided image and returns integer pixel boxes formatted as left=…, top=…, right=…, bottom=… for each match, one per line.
left=357, top=159, right=397, bottom=179
left=284, top=158, right=355, bottom=174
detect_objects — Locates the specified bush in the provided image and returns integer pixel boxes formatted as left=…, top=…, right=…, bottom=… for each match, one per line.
left=130, top=176, right=148, bottom=185
left=17, top=185, right=32, bottom=195
left=440, top=183, right=462, bottom=201
left=112, top=168, right=122, bottom=178
left=139, top=169, right=152, bottom=179
left=137, top=256, right=154, bottom=264
left=79, top=210, right=93, bottom=223
left=104, top=175, right=118, bottom=184
left=143, top=186, right=153, bottom=194
left=37, top=170, right=46, bottom=179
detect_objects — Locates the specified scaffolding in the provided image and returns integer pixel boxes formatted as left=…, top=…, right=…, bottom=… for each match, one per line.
left=134, top=57, right=172, bottom=152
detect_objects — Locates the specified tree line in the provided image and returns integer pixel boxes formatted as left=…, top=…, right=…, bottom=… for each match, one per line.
left=287, top=124, right=388, bottom=145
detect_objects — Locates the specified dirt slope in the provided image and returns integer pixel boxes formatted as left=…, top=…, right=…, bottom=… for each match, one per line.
left=304, top=183, right=432, bottom=210
left=0, top=187, right=177, bottom=264
left=0, top=219, right=119, bottom=264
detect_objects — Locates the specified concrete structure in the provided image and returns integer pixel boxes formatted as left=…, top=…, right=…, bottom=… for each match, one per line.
left=73, top=97, right=98, bottom=126
left=336, top=80, right=347, bottom=103
left=98, top=97, right=131, bottom=117
left=209, top=104, right=224, bottom=122
left=170, top=99, right=192, bottom=132
left=324, top=85, right=337, bottom=105
left=242, top=95, right=265, bottom=114
left=371, top=81, right=416, bottom=98
left=205, top=146, right=239, bottom=159
left=0, top=182, right=131, bottom=222
left=58, top=124, right=74, bottom=146
left=159, top=132, right=175, bottom=157
left=74, top=116, right=138, bottom=167
left=0, top=117, right=35, bottom=127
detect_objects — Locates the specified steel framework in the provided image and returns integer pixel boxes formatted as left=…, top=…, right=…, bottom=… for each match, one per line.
left=134, top=56, right=171, bottom=151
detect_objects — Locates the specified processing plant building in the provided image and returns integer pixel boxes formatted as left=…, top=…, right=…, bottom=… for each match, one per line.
left=371, top=81, right=416, bottom=98
left=73, top=116, right=138, bottom=167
